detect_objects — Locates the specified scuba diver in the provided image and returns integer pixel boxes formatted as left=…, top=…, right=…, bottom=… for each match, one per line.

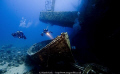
left=41, top=29, right=52, bottom=36
left=12, top=31, right=26, bottom=39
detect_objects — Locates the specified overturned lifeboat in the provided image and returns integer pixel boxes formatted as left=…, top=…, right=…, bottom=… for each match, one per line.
left=27, top=32, right=75, bottom=67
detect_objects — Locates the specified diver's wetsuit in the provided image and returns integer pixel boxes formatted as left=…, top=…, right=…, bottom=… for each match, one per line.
left=12, top=31, right=26, bottom=39
left=41, top=29, right=52, bottom=36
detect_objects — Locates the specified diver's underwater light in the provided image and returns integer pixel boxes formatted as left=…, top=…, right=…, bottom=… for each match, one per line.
left=46, top=32, right=53, bottom=39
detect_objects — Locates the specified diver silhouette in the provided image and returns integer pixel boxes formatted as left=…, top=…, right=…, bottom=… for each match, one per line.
left=12, top=31, right=26, bottom=39
left=41, top=29, right=52, bottom=36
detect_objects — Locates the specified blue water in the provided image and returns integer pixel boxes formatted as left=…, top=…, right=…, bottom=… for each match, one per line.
left=0, top=0, right=82, bottom=47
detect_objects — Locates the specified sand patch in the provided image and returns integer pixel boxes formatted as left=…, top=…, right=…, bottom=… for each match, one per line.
left=5, top=63, right=33, bottom=74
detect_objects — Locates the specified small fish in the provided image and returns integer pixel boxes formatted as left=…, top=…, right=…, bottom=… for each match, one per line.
left=71, top=46, right=76, bottom=50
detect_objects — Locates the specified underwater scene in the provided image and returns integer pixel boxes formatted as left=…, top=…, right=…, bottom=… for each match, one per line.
left=0, top=0, right=120, bottom=74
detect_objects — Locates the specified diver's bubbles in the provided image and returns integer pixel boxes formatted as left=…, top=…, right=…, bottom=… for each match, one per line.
left=73, top=18, right=81, bottom=31
left=54, top=0, right=82, bottom=11
left=22, top=17, right=24, bottom=19
left=46, top=23, right=53, bottom=29
left=69, top=18, right=81, bottom=41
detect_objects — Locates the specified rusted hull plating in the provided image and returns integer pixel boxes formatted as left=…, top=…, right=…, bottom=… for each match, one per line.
left=28, top=32, right=75, bottom=67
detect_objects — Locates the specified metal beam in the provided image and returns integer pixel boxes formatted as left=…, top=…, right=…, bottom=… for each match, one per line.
left=39, top=11, right=78, bottom=28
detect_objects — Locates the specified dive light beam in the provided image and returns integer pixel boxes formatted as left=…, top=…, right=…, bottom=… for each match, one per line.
left=46, top=32, right=53, bottom=39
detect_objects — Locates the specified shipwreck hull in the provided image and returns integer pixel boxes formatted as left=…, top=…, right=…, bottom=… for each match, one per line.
left=39, top=11, right=78, bottom=28
left=27, top=32, right=75, bottom=67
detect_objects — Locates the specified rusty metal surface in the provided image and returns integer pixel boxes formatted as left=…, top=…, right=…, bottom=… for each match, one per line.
left=39, top=11, right=78, bottom=28
left=27, top=40, right=52, bottom=55
left=28, top=32, right=75, bottom=67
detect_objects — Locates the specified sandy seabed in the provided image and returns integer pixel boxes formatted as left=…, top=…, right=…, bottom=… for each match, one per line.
left=0, top=62, right=33, bottom=74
